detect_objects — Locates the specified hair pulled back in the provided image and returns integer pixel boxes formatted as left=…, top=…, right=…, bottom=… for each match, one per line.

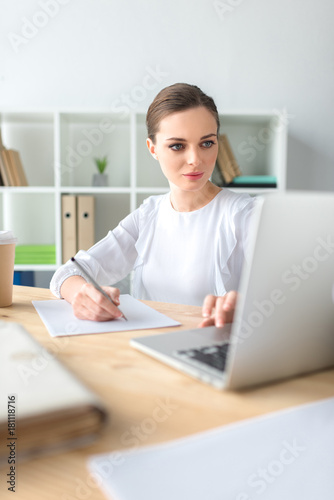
left=146, top=83, right=220, bottom=143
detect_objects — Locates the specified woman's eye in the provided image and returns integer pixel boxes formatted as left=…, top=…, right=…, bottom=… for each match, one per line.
left=169, top=143, right=184, bottom=151
left=201, top=140, right=215, bottom=148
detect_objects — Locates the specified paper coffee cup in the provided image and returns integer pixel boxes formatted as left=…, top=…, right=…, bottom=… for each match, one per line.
left=0, top=231, right=17, bottom=307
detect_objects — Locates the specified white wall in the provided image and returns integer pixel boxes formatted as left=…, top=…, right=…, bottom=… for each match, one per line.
left=1, top=0, right=333, bottom=190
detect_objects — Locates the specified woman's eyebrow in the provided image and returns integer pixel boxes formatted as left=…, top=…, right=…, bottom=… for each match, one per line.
left=200, top=133, right=217, bottom=140
left=165, top=137, right=186, bottom=142
left=165, top=133, right=217, bottom=142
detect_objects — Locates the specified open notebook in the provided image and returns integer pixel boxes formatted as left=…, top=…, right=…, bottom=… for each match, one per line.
left=0, top=321, right=107, bottom=464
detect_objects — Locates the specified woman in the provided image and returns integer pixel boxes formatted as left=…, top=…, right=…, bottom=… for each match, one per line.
left=50, top=83, right=255, bottom=327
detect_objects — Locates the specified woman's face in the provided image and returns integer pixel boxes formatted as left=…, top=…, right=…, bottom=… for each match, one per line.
left=147, top=106, right=218, bottom=192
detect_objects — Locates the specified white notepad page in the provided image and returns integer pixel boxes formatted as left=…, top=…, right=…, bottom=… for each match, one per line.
left=88, top=396, right=334, bottom=500
left=33, top=294, right=180, bottom=337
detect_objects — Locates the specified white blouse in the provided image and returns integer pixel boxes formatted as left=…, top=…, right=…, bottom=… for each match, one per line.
left=50, top=189, right=256, bottom=306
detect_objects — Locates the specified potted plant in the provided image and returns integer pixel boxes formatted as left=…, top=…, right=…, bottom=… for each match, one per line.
left=92, top=155, right=108, bottom=187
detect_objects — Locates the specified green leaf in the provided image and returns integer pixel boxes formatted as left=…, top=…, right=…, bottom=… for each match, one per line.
left=94, top=155, right=108, bottom=174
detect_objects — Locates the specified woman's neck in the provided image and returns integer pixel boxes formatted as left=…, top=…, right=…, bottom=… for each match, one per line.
left=169, top=181, right=222, bottom=212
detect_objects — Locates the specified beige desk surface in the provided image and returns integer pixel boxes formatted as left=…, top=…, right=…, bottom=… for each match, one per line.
left=1, top=285, right=334, bottom=499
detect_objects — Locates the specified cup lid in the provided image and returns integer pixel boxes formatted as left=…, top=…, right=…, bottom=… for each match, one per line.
left=0, top=231, right=17, bottom=245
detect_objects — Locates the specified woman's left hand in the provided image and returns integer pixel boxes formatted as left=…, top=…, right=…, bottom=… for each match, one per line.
left=198, top=291, right=238, bottom=328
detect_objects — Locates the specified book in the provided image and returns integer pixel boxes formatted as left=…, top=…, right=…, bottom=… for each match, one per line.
left=211, top=163, right=225, bottom=186
left=14, top=245, right=56, bottom=265
left=226, top=175, right=277, bottom=188
left=1, top=149, right=28, bottom=187
left=5, top=149, right=21, bottom=186
left=0, top=132, right=3, bottom=186
left=216, top=134, right=242, bottom=185
left=0, top=150, right=9, bottom=186
left=61, top=195, right=77, bottom=263
left=221, top=134, right=242, bottom=176
left=216, top=135, right=234, bottom=184
left=0, top=128, right=28, bottom=186
left=0, top=131, right=10, bottom=186
left=8, top=149, right=28, bottom=186
left=13, top=271, right=35, bottom=286
left=4, top=149, right=18, bottom=186
left=0, top=150, right=10, bottom=186
left=0, top=321, right=107, bottom=464
left=1, top=149, right=15, bottom=186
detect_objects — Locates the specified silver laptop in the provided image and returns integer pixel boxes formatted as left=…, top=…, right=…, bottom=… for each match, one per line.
left=131, top=191, right=334, bottom=390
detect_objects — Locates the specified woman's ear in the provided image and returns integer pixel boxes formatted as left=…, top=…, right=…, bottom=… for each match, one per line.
left=146, top=138, right=158, bottom=160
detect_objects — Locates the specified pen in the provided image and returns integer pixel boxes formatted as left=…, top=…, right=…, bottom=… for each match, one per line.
left=70, top=257, right=128, bottom=321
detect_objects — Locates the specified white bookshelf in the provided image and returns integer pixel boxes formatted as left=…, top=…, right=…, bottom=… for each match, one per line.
left=0, top=109, right=287, bottom=273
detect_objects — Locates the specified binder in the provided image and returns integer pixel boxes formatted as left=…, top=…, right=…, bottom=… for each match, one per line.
left=77, top=195, right=95, bottom=251
left=61, top=195, right=77, bottom=263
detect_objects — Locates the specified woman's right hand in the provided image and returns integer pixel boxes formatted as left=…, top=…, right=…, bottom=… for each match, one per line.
left=71, top=283, right=123, bottom=321
left=61, top=276, right=123, bottom=321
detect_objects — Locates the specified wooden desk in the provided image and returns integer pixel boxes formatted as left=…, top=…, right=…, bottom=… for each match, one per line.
left=1, top=286, right=334, bottom=499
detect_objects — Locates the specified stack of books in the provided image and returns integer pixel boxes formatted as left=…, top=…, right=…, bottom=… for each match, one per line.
left=216, top=134, right=242, bottom=185
left=0, top=128, right=28, bottom=186
left=214, top=133, right=278, bottom=189
left=0, top=322, right=107, bottom=463
left=15, top=245, right=56, bottom=265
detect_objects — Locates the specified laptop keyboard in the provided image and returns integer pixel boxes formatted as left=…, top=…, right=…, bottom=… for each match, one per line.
left=174, top=343, right=230, bottom=373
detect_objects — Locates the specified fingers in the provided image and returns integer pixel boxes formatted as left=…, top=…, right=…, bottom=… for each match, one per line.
left=101, top=286, right=121, bottom=305
left=198, top=316, right=216, bottom=328
left=199, top=292, right=238, bottom=328
left=221, top=291, right=238, bottom=317
left=72, top=284, right=123, bottom=321
left=201, top=294, right=226, bottom=327
left=202, top=294, right=217, bottom=319
left=212, top=296, right=227, bottom=327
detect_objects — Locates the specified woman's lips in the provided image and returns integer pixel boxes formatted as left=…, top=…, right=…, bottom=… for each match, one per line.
left=183, top=172, right=204, bottom=180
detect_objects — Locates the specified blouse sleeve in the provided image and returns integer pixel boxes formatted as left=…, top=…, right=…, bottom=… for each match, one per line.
left=50, top=209, right=140, bottom=298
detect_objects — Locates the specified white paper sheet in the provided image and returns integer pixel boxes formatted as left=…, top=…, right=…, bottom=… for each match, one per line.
left=88, top=396, right=334, bottom=500
left=32, top=294, right=180, bottom=337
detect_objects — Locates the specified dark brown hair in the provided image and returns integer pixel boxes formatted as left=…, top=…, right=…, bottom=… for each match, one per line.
left=146, top=83, right=220, bottom=143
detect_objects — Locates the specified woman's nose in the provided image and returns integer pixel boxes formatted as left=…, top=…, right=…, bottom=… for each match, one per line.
left=186, top=147, right=201, bottom=166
